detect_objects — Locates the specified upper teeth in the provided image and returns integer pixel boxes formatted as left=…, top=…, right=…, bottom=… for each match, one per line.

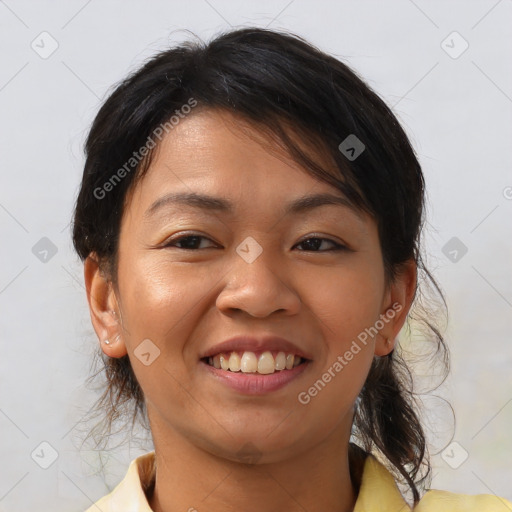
left=208, top=351, right=302, bottom=374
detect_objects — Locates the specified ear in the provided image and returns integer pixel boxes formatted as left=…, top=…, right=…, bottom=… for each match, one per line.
left=374, top=259, right=417, bottom=357
left=84, top=253, right=127, bottom=358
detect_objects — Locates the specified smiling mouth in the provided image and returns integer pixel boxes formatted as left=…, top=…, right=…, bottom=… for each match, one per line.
left=201, top=350, right=309, bottom=375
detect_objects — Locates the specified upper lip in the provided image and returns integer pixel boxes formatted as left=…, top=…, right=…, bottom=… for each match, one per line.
left=200, top=335, right=313, bottom=360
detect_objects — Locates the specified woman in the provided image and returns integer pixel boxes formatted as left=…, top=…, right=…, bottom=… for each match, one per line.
left=72, top=27, right=511, bottom=511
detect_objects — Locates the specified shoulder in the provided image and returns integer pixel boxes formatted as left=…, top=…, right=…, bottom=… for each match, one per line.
left=351, top=445, right=511, bottom=512
left=414, top=489, right=512, bottom=511
left=83, top=451, right=156, bottom=512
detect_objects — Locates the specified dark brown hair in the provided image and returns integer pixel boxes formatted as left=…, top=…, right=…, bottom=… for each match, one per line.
left=71, top=27, right=449, bottom=504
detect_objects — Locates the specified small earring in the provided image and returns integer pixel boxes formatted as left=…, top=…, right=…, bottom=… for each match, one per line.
left=104, top=333, right=120, bottom=345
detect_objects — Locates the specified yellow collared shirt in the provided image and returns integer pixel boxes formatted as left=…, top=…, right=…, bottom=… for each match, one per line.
left=85, top=451, right=512, bottom=511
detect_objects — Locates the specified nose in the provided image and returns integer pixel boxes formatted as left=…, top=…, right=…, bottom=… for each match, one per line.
left=215, top=248, right=301, bottom=318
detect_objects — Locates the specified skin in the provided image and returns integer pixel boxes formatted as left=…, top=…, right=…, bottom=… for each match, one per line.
left=84, top=109, right=416, bottom=512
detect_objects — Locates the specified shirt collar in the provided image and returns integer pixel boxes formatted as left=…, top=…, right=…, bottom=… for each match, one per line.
left=353, top=454, right=411, bottom=511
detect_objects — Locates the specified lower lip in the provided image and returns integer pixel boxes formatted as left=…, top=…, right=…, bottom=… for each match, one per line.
left=199, top=359, right=311, bottom=395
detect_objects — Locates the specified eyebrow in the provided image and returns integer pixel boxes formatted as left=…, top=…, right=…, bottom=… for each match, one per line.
left=143, top=191, right=363, bottom=220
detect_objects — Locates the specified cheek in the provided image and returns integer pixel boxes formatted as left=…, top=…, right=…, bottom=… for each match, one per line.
left=116, top=256, right=214, bottom=417
left=305, top=256, right=385, bottom=345
left=296, top=277, right=378, bottom=432
left=299, top=256, right=383, bottom=402
left=119, top=253, right=212, bottom=342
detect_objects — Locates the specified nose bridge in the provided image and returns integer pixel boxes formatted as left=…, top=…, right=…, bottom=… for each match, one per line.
left=215, top=236, right=300, bottom=317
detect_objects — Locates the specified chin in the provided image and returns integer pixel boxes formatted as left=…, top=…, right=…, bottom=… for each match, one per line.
left=207, top=430, right=306, bottom=465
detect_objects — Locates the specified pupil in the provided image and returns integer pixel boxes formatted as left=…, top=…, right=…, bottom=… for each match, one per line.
left=181, top=236, right=200, bottom=249
left=303, top=238, right=321, bottom=250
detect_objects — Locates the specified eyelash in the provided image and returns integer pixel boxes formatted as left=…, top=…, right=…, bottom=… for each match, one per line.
left=162, top=233, right=347, bottom=252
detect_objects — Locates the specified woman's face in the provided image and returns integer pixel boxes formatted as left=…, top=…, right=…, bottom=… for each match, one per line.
left=89, top=108, right=412, bottom=463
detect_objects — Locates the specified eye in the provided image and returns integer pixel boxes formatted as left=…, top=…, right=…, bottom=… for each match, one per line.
left=162, top=234, right=218, bottom=250
left=294, top=237, right=347, bottom=252
left=161, top=234, right=347, bottom=252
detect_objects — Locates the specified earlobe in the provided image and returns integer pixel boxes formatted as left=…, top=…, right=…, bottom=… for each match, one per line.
left=374, top=334, right=396, bottom=357
left=374, top=259, right=417, bottom=357
left=101, top=332, right=128, bottom=358
left=84, top=254, right=128, bottom=358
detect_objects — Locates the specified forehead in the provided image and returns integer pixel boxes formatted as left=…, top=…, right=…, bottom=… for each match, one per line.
left=123, top=109, right=364, bottom=223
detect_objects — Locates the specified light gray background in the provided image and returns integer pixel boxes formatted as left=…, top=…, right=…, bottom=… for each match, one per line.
left=1, top=1, right=511, bottom=510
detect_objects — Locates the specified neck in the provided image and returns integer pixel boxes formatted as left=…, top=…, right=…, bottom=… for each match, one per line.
left=146, top=412, right=359, bottom=512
